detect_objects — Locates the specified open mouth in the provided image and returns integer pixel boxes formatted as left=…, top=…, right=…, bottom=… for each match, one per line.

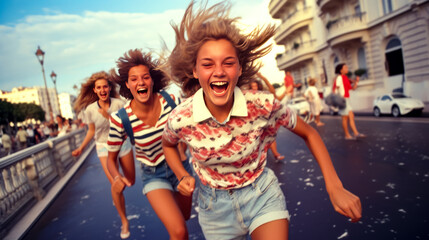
left=210, top=81, right=229, bottom=95
left=137, top=88, right=148, bottom=96
left=99, top=92, right=107, bottom=98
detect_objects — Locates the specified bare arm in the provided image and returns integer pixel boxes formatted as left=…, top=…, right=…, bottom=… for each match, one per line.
left=291, top=117, right=362, bottom=222
left=72, top=123, right=95, bottom=157
left=257, top=72, right=287, bottom=101
left=162, top=137, right=194, bottom=196
left=351, top=76, right=359, bottom=90
left=256, top=72, right=276, bottom=95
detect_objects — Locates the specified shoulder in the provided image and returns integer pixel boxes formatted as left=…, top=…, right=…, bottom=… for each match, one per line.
left=168, top=95, right=193, bottom=120
left=243, top=89, right=274, bottom=102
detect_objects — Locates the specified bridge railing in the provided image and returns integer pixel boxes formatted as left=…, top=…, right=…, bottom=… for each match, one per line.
left=0, top=128, right=91, bottom=238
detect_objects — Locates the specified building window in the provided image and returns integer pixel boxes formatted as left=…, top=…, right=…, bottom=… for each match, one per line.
left=333, top=55, right=339, bottom=72
left=385, top=38, right=405, bottom=76
left=382, top=0, right=393, bottom=14
left=357, top=47, right=368, bottom=78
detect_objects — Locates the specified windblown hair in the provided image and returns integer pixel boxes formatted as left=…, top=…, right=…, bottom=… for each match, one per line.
left=167, top=1, right=276, bottom=97
left=111, top=49, right=169, bottom=99
left=73, top=71, right=119, bottom=114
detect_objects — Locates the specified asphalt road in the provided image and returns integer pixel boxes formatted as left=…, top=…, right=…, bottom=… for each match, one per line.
left=23, top=115, right=429, bottom=240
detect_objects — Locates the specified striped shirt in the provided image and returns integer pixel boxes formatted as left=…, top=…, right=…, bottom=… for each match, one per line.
left=163, top=87, right=297, bottom=190
left=107, top=92, right=179, bottom=166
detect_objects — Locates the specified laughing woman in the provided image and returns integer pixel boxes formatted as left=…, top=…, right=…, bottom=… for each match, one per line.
left=72, top=71, right=134, bottom=239
left=106, top=49, right=192, bottom=240
left=162, top=2, right=361, bottom=239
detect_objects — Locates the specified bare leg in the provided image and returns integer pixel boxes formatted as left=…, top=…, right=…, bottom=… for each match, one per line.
left=251, top=219, right=289, bottom=240
left=342, top=116, right=352, bottom=138
left=316, top=115, right=324, bottom=126
left=147, top=189, right=189, bottom=240
left=269, top=141, right=284, bottom=160
left=348, top=111, right=359, bottom=135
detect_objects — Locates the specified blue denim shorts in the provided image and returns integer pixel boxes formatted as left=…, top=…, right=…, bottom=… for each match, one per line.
left=141, top=159, right=192, bottom=195
left=197, top=167, right=289, bottom=240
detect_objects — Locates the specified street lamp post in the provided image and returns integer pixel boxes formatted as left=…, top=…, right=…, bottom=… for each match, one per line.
left=50, top=71, right=62, bottom=116
left=35, top=46, right=53, bottom=122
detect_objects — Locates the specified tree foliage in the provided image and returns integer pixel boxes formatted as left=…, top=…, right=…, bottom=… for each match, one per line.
left=0, top=100, right=45, bottom=125
left=0, top=99, right=13, bottom=125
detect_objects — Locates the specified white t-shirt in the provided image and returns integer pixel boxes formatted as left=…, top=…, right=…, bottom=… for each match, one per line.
left=304, top=86, right=320, bottom=103
left=334, top=75, right=345, bottom=97
left=83, top=98, right=125, bottom=144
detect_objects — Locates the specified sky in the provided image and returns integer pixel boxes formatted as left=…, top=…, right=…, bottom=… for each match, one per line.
left=0, top=0, right=285, bottom=96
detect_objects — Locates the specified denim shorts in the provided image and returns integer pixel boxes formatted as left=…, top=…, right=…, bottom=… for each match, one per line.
left=141, top=159, right=192, bottom=195
left=197, top=167, right=289, bottom=240
left=96, top=138, right=132, bottom=158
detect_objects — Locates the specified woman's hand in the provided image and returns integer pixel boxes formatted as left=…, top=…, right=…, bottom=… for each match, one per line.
left=112, top=176, right=132, bottom=193
left=177, top=175, right=195, bottom=197
left=72, top=148, right=82, bottom=157
left=328, top=185, right=362, bottom=222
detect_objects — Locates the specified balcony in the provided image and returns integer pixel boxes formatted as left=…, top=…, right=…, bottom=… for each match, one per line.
left=317, top=0, right=342, bottom=13
left=276, top=39, right=317, bottom=70
left=326, top=12, right=368, bottom=45
left=269, top=0, right=297, bottom=19
left=274, top=6, right=313, bottom=44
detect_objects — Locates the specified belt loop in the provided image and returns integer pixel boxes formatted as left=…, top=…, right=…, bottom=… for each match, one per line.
left=211, top=188, right=217, bottom=201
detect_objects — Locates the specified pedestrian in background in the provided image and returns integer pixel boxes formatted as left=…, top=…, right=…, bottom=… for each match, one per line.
left=26, top=125, right=35, bottom=146
left=162, top=2, right=361, bottom=239
left=15, top=126, right=28, bottom=150
left=304, top=78, right=324, bottom=126
left=72, top=71, right=134, bottom=239
left=284, top=70, right=301, bottom=100
left=1, top=128, right=13, bottom=155
left=107, top=49, right=192, bottom=240
left=333, top=63, right=365, bottom=140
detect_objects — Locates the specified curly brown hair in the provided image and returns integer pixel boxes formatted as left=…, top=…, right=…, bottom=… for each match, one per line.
left=111, top=49, right=169, bottom=99
left=166, top=1, right=276, bottom=97
left=73, top=71, right=119, bottom=114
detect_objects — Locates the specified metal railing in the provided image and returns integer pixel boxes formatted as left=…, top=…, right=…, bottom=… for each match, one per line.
left=0, top=128, right=90, bottom=238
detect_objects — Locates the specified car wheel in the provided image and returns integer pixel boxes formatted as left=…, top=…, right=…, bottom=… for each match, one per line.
left=392, top=106, right=400, bottom=117
left=373, top=107, right=381, bottom=117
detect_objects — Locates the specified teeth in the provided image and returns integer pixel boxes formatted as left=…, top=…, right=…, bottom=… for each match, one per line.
left=211, top=82, right=227, bottom=86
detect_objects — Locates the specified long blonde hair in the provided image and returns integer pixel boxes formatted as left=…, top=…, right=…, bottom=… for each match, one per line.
left=73, top=71, right=119, bottom=114
left=166, top=1, right=276, bottom=97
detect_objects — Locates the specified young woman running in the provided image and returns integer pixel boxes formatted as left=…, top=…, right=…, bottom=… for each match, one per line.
left=72, top=71, right=134, bottom=239
left=162, top=2, right=362, bottom=239
left=106, top=49, right=192, bottom=240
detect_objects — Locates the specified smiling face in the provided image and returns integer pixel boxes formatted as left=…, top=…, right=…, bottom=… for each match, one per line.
left=193, top=39, right=242, bottom=113
left=93, top=79, right=111, bottom=102
left=126, top=65, right=153, bottom=104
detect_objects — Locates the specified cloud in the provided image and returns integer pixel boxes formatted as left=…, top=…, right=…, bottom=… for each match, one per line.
left=0, top=1, right=283, bottom=96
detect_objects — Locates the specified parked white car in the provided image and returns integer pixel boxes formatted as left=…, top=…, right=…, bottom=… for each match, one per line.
left=287, top=97, right=310, bottom=119
left=373, top=93, right=424, bottom=117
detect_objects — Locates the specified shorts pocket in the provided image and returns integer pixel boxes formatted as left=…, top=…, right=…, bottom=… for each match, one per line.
left=255, top=170, right=277, bottom=196
left=141, top=164, right=156, bottom=176
left=198, top=190, right=213, bottom=211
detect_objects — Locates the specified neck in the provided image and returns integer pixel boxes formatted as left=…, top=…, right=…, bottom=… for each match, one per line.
left=204, top=96, right=234, bottom=124
left=131, top=93, right=157, bottom=113
left=98, top=98, right=110, bottom=108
